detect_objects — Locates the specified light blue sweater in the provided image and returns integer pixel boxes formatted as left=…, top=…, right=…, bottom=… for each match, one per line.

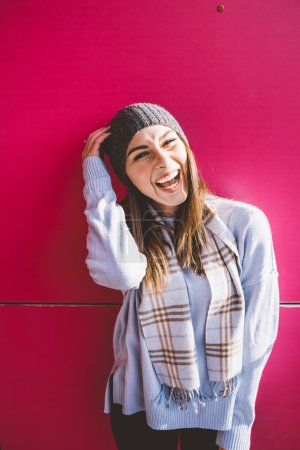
left=82, top=156, right=280, bottom=450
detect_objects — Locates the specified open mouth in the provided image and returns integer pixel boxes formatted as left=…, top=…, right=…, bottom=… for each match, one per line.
left=155, top=170, right=181, bottom=191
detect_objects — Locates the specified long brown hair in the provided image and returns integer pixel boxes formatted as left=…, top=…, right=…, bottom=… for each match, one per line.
left=120, top=134, right=224, bottom=295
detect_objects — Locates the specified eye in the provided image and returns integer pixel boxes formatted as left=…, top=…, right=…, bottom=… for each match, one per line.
left=163, top=138, right=176, bottom=146
left=133, top=139, right=176, bottom=161
left=133, top=151, right=149, bottom=161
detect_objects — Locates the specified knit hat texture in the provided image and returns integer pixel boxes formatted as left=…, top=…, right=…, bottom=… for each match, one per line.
left=100, top=102, right=189, bottom=186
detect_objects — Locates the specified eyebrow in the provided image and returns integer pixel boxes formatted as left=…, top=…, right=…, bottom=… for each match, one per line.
left=127, top=130, right=176, bottom=158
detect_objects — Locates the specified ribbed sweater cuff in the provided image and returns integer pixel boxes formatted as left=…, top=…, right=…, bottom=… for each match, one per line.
left=216, top=418, right=251, bottom=450
left=82, top=156, right=112, bottom=191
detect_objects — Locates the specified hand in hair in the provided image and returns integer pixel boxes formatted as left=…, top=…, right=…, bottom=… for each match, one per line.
left=82, top=125, right=111, bottom=160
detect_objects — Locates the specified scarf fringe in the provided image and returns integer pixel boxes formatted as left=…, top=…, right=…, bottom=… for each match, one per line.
left=154, top=373, right=242, bottom=412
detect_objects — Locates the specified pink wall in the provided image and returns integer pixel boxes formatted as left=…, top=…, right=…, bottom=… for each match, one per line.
left=0, top=306, right=298, bottom=449
left=0, top=0, right=299, bottom=448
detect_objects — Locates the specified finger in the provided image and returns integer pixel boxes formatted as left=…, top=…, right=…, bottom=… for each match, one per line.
left=94, top=131, right=111, bottom=142
left=82, top=128, right=111, bottom=149
left=87, top=125, right=111, bottom=139
left=84, top=132, right=111, bottom=152
left=82, top=130, right=111, bottom=158
left=83, top=126, right=111, bottom=145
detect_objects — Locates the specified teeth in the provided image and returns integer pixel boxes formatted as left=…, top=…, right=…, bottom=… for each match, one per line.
left=158, top=176, right=180, bottom=190
left=166, top=181, right=178, bottom=189
left=156, top=170, right=179, bottom=184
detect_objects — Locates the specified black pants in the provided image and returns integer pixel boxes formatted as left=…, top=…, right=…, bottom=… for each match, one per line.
left=109, top=374, right=219, bottom=450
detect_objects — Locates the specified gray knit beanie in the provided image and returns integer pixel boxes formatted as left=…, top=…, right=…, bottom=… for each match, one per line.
left=100, top=102, right=189, bottom=186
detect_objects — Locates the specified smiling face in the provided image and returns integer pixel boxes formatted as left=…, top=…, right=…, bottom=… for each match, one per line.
left=125, top=124, right=189, bottom=216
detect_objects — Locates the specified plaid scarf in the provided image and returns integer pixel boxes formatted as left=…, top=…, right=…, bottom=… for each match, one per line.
left=138, top=199, right=244, bottom=411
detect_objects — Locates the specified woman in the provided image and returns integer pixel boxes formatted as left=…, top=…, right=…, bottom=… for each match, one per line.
left=82, top=103, right=280, bottom=450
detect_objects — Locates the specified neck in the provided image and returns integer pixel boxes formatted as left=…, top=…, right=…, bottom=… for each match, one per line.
left=152, top=202, right=177, bottom=217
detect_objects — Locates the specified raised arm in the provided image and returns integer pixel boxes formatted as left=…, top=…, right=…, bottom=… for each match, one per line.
left=82, top=127, right=147, bottom=291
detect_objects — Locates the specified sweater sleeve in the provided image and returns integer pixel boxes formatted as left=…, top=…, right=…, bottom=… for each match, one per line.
left=216, top=207, right=280, bottom=450
left=82, top=156, right=147, bottom=291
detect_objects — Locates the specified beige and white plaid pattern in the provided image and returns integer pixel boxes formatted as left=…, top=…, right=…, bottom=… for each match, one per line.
left=138, top=200, right=245, bottom=400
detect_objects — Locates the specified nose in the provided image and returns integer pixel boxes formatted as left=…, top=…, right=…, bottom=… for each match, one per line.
left=155, top=162, right=167, bottom=168
left=153, top=148, right=172, bottom=169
